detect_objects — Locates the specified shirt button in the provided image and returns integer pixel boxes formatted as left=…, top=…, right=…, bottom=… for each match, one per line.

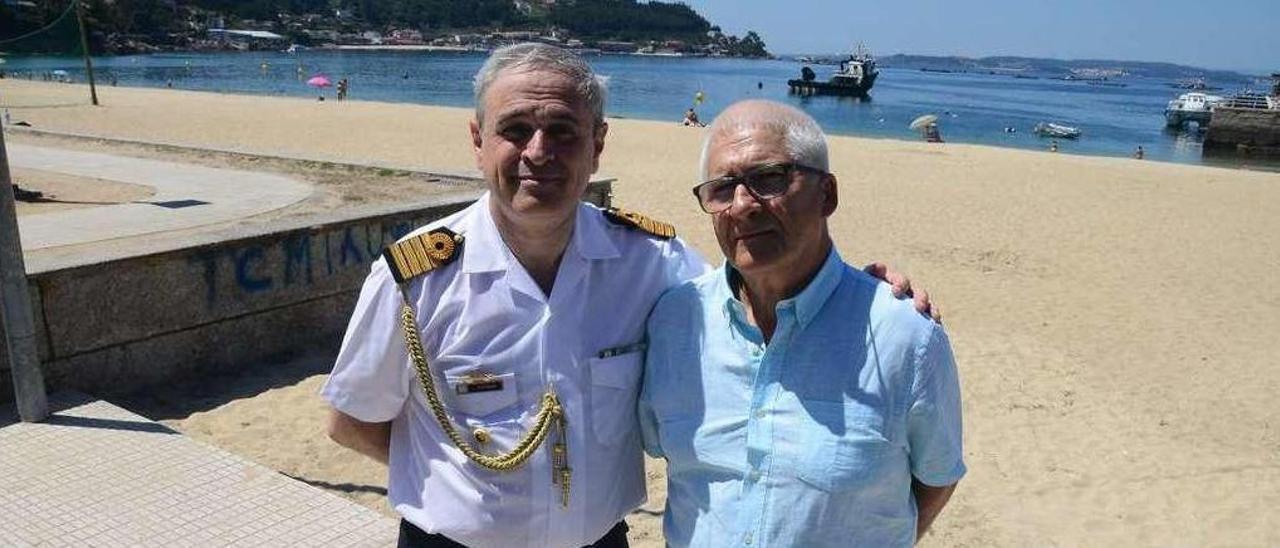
left=747, top=469, right=761, bottom=482
left=750, top=346, right=763, bottom=357
left=744, top=532, right=754, bottom=544
left=754, top=409, right=766, bottom=419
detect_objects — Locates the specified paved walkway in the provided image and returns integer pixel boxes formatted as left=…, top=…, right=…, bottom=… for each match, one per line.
left=10, top=144, right=313, bottom=250
left=0, top=393, right=396, bottom=546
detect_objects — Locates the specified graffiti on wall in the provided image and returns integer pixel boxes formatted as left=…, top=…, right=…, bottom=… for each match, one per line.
left=188, top=217, right=423, bottom=307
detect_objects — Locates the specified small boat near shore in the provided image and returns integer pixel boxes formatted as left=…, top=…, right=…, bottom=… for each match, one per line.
left=1034, top=122, right=1082, bottom=139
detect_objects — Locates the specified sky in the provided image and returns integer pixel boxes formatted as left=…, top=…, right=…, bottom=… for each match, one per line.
left=684, top=0, right=1279, bottom=74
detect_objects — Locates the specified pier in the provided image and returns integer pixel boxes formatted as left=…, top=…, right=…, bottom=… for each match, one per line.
left=1203, top=73, right=1280, bottom=157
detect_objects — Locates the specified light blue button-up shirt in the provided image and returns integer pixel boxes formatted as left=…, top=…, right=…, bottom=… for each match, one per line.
left=639, top=249, right=965, bottom=548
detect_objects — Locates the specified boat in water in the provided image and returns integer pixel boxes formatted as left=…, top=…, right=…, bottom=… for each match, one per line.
left=788, top=44, right=878, bottom=97
left=1033, top=122, right=1082, bottom=139
left=1165, top=92, right=1226, bottom=128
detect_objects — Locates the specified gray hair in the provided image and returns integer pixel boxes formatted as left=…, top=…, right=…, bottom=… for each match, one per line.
left=697, top=100, right=829, bottom=181
left=473, top=42, right=607, bottom=128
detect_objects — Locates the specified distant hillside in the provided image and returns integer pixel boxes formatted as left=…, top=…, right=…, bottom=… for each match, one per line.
left=876, top=54, right=1254, bottom=83
left=0, top=0, right=770, bottom=57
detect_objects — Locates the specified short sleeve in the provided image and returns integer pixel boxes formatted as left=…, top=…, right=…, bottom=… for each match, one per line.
left=320, top=259, right=412, bottom=422
left=906, top=325, right=966, bottom=487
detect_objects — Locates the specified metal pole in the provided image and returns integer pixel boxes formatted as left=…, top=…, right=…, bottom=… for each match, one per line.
left=0, top=123, right=49, bottom=422
left=75, top=0, right=99, bottom=106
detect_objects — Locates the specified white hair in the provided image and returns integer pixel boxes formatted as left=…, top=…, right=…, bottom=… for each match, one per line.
left=473, top=42, right=608, bottom=127
left=697, top=100, right=829, bottom=181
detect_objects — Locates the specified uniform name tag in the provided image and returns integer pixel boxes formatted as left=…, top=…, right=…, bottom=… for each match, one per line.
left=597, top=342, right=648, bottom=359
left=456, top=374, right=504, bottom=394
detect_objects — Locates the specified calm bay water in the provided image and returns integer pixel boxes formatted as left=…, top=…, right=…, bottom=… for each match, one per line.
left=3, top=50, right=1269, bottom=167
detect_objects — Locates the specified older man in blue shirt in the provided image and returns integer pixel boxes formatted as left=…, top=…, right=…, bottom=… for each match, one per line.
left=639, top=100, right=965, bottom=547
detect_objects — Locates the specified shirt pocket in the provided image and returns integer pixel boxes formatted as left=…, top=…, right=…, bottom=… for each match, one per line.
left=589, top=351, right=644, bottom=446
left=796, top=400, right=894, bottom=493
left=444, top=372, right=520, bottom=419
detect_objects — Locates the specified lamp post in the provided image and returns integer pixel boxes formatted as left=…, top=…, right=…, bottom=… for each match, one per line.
left=74, top=0, right=99, bottom=106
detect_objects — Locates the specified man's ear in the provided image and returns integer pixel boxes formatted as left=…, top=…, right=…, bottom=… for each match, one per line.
left=591, top=121, right=609, bottom=172
left=821, top=173, right=839, bottom=217
left=469, top=119, right=484, bottom=169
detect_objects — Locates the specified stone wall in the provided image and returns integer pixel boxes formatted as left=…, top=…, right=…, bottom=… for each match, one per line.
left=2, top=182, right=612, bottom=399
left=1204, top=107, right=1280, bottom=155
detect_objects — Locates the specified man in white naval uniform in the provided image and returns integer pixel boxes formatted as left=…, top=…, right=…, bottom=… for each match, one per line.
left=322, top=43, right=931, bottom=548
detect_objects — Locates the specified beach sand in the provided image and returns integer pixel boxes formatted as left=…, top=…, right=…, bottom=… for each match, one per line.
left=4, top=79, right=1280, bottom=546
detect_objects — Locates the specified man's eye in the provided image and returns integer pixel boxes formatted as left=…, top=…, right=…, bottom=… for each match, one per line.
left=546, top=124, right=579, bottom=142
left=750, top=168, right=790, bottom=193
left=499, top=125, right=533, bottom=142
left=709, top=179, right=738, bottom=198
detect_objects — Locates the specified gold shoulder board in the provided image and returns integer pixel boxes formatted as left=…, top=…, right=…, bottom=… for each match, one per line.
left=603, top=207, right=676, bottom=239
left=382, top=227, right=464, bottom=284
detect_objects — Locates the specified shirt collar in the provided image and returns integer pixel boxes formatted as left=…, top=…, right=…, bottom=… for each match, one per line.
left=460, top=193, right=507, bottom=274
left=571, top=203, right=621, bottom=261
left=720, top=246, right=845, bottom=330
left=461, top=194, right=620, bottom=275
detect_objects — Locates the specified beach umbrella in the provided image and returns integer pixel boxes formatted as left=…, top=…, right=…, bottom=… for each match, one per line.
left=909, top=114, right=938, bottom=130
left=306, top=75, right=332, bottom=88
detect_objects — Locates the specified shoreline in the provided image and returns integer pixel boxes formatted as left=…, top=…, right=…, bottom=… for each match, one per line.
left=7, top=79, right=1272, bottom=170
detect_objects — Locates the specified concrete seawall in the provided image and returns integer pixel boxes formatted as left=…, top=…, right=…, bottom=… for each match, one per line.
left=2, top=182, right=612, bottom=400
left=1205, top=107, right=1280, bottom=156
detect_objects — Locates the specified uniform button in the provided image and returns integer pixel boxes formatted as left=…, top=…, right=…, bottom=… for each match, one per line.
left=747, top=469, right=761, bottom=482
left=754, top=408, right=766, bottom=419
left=744, top=532, right=754, bottom=544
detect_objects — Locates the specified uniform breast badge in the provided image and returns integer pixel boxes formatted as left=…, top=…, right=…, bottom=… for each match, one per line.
left=384, top=228, right=573, bottom=507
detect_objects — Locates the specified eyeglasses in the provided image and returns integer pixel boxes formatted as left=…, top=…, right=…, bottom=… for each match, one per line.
left=691, top=162, right=826, bottom=214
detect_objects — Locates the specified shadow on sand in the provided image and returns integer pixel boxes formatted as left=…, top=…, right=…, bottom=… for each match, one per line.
left=113, top=352, right=336, bottom=422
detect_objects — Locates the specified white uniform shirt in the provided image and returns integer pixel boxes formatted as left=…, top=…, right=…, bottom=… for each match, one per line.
left=322, top=194, right=708, bottom=548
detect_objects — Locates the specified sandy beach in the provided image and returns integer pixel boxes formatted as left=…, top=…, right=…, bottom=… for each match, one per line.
left=4, top=79, right=1280, bottom=546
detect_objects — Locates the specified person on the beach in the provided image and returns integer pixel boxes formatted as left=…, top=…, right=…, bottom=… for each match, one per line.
left=924, top=122, right=944, bottom=143
left=322, top=44, right=933, bottom=548
left=640, top=100, right=965, bottom=547
left=1134, top=145, right=1145, bottom=159
left=682, top=108, right=704, bottom=127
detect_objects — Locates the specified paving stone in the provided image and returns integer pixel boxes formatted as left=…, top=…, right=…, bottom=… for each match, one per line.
left=0, top=393, right=396, bottom=547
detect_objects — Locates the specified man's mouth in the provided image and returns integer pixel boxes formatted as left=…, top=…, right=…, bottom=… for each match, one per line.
left=518, top=175, right=564, bottom=185
left=735, top=228, right=775, bottom=242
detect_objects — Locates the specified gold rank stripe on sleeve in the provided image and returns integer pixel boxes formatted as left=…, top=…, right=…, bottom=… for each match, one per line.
left=603, top=207, right=676, bottom=239
left=382, top=227, right=463, bottom=284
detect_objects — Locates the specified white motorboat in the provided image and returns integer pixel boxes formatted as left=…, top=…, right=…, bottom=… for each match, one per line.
left=1165, top=92, right=1225, bottom=128
left=1033, top=122, right=1082, bottom=139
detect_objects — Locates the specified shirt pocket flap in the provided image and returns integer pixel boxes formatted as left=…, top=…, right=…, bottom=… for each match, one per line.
left=445, top=372, right=519, bottom=417
left=590, top=352, right=643, bottom=390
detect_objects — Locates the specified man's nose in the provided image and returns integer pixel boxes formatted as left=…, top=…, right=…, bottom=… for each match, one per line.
left=522, top=129, right=554, bottom=166
left=726, top=182, right=762, bottom=215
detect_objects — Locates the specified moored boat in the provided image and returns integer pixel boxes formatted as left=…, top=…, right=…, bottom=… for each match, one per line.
left=1165, top=92, right=1225, bottom=128
left=1033, top=122, right=1082, bottom=139
left=788, top=43, right=878, bottom=97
